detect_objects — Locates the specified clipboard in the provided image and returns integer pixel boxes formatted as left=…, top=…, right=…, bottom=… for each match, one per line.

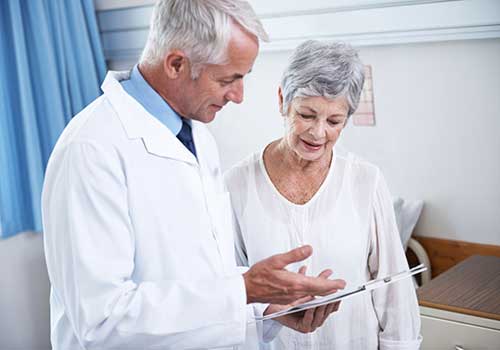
left=255, top=264, right=427, bottom=321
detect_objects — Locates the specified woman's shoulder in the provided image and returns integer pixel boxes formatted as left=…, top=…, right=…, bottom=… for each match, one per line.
left=338, top=151, right=382, bottom=185
left=339, top=152, right=387, bottom=212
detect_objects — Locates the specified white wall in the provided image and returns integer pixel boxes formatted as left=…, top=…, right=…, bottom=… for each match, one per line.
left=96, top=0, right=500, bottom=67
left=0, top=232, right=50, bottom=350
left=209, top=38, right=500, bottom=245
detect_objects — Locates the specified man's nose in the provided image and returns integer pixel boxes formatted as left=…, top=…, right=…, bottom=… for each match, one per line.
left=226, top=79, right=244, bottom=104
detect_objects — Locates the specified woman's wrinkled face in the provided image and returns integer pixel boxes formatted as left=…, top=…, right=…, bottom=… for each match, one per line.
left=283, top=95, right=349, bottom=162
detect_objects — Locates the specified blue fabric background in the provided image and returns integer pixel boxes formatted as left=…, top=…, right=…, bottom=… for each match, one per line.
left=0, top=0, right=106, bottom=238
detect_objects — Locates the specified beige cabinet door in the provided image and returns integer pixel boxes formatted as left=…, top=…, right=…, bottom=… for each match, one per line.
left=421, top=315, right=500, bottom=350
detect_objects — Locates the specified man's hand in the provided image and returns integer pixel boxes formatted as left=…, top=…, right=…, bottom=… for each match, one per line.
left=243, top=245, right=346, bottom=305
left=264, top=267, right=341, bottom=333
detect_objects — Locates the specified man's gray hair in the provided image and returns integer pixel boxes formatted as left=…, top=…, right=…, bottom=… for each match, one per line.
left=280, top=40, right=365, bottom=117
left=140, top=0, right=268, bottom=78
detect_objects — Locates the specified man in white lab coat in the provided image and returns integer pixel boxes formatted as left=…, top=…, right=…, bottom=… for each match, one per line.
left=42, top=1, right=346, bottom=349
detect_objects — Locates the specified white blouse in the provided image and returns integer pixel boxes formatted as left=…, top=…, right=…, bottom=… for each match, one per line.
left=224, top=149, right=422, bottom=350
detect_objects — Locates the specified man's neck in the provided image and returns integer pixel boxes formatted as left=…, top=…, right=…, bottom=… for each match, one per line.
left=138, top=63, right=185, bottom=117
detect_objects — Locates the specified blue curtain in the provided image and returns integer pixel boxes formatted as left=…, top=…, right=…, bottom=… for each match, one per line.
left=0, top=0, right=106, bottom=239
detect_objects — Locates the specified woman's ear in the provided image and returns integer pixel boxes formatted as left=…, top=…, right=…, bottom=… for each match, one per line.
left=278, top=86, right=284, bottom=115
left=163, top=50, right=189, bottom=79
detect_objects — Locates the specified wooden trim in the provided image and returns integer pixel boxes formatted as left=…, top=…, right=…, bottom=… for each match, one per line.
left=413, top=236, right=500, bottom=277
left=419, top=300, right=500, bottom=321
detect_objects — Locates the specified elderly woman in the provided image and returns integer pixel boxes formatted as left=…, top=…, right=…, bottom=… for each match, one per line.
left=224, top=40, right=421, bottom=349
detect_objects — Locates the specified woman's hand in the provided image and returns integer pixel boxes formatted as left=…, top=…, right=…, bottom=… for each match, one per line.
left=264, top=267, right=342, bottom=333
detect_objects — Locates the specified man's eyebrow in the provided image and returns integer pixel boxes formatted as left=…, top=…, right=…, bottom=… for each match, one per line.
left=220, top=69, right=252, bottom=81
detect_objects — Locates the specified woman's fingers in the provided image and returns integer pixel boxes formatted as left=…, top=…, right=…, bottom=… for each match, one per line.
left=323, top=302, right=337, bottom=321
left=301, top=308, right=315, bottom=331
left=332, top=301, right=341, bottom=312
left=311, top=305, right=328, bottom=329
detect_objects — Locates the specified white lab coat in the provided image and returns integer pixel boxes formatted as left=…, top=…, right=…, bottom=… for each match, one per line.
left=42, top=71, right=261, bottom=349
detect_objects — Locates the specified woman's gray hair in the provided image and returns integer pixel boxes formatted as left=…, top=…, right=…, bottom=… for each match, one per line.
left=280, top=40, right=365, bottom=117
left=140, top=0, right=268, bottom=79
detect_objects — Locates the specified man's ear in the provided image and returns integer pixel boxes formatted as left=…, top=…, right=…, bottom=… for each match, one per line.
left=163, top=50, right=189, bottom=79
left=278, top=86, right=284, bottom=115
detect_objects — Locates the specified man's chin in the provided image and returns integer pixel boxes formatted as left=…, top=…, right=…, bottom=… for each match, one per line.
left=206, top=113, right=218, bottom=123
left=189, top=113, right=217, bottom=124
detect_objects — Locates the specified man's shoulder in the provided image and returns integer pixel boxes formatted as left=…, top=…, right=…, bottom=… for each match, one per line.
left=52, top=95, right=127, bottom=155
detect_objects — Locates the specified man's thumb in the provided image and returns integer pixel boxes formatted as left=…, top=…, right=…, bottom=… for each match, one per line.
left=271, top=245, right=313, bottom=268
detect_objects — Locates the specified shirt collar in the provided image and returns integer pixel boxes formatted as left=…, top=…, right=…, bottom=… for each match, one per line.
left=121, top=64, right=183, bottom=135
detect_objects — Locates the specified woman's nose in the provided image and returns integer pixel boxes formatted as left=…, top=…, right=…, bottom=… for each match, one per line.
left=309, top=120, right=326, bottom=139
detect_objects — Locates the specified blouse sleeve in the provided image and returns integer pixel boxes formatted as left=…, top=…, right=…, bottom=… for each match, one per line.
left=368, top=171, right=422, bottom=350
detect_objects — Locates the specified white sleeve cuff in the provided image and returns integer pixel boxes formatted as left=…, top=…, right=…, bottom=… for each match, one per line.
left=379, top=335, right=422, bottom=350
left=253, top=303, right=283, bottom=343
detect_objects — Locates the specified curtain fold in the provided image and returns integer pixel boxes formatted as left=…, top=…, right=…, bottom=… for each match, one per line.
left=0, top=0, right=106, bottom=238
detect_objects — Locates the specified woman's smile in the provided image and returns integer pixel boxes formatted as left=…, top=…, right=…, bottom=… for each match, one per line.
left=300, top=138, right=324, bottom=151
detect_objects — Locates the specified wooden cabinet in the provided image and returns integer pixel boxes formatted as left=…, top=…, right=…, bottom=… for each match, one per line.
left=418, top=255, right=500, bottom=350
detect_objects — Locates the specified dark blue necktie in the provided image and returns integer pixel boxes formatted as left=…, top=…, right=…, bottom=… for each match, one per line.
left=176, top=119, right=197, bottom=158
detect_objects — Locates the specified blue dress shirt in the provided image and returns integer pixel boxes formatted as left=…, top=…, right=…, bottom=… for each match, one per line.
left=121, top=65, right=196, bottom=157
left=121, top=65, right=183, bottom=136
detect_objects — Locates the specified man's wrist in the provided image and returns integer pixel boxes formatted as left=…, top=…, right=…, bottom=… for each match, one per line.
left=242, top=271, right=254, bottom=304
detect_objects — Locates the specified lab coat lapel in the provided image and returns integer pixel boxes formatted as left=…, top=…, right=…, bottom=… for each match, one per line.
left=101, top=71, right=197, bottom=165
left=102, top=72, right=226, bottom=256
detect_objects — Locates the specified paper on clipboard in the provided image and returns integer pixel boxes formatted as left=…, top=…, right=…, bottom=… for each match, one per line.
left=255, top=264, right=427, bottom=321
